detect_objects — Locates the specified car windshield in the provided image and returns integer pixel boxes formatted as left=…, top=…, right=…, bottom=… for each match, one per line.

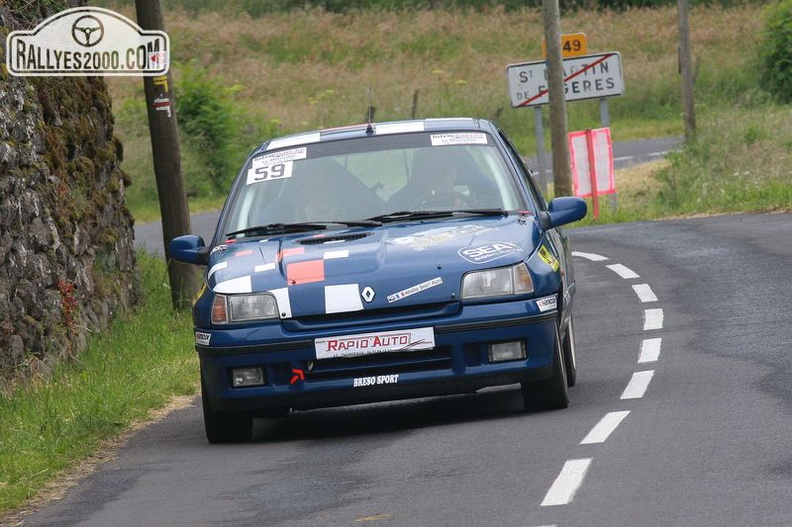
left=219, top=131, right=525, bottom=239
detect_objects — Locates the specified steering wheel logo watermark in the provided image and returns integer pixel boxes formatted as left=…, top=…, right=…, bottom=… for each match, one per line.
left=5, top=7, right=169, bottom=76
left=71, top=15, right=105, bottom=47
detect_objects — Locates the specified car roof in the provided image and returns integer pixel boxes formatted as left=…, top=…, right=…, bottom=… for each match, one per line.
left=250, top=118, right=496, bottom=157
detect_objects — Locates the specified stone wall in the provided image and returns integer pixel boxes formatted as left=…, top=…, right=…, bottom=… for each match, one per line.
left=0, top=4, right=140, bottom=383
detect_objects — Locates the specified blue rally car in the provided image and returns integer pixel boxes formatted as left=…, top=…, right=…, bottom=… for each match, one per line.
left=170, top=118, right=587, bottom=443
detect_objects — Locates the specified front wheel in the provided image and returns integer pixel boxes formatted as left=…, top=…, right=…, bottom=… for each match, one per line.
left=202, top=379, right=253, bottom=444
left=562, top=316, right=578, bottom=387
left=521, top=324, right=569, bottom=411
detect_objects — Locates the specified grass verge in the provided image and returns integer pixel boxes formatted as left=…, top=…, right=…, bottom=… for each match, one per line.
left=0, top=255, right=198, bottom=516
left=104, top=4, right=769, bottom=222
left=576, top=104, right=792, bottom=226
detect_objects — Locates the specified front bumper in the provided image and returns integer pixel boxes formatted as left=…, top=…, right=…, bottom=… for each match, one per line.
left=198, top=302, right=559, bottom=414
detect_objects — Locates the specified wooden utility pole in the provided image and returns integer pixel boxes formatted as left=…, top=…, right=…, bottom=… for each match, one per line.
left=135, top=0, right=199, bottom=309
left=678, top=0, right=696, bottom=141
left=543, top=0, right=573, bottom=197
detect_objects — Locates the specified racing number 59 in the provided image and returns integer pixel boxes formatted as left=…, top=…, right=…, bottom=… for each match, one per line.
left=253, top=163, right=287, bottom=182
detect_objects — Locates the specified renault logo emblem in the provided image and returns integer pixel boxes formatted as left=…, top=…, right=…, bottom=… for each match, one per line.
left=361, top=286, right=375, bottom=303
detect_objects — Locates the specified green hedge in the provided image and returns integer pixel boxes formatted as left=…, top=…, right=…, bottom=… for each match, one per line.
left=759, top=0, right=792, bottom=103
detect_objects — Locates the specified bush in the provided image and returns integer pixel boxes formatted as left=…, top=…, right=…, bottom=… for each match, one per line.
left=175, top=62, right=245, bottom=194
left=759, top=0, right=792, bottom=103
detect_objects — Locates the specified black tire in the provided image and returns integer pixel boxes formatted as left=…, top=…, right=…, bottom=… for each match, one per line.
left=201, top=379, right=253, bottom=444
left=521, top=324, right=569, bottom=411
left=562, top=316, right=578, bottom=387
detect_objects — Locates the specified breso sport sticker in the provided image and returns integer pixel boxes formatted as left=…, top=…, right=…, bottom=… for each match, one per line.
left=245, top=147, right=306, bottom=185
left=353, top=374, right=399, bottom=388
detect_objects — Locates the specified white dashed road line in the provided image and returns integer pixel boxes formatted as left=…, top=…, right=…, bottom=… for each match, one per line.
left=638, top=338, right=662, bottom=363
left=571, top=251, right=609, bottom=262
left=541, top=459, right=593, bottom=507
left=620, top=370, right=655, bottom=400
left=580, top=411, right=631, bottom=445
left=606, top=263, right=640, bottom=279
left=643, top=308, right=664, bottom=330
left=540, top=252, right=666, bottom=514
left=632, top=283, right=658, bottom=303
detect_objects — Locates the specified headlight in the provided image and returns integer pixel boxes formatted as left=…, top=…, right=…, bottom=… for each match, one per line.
left=211, top=293, right=279, bottom=324
left=462, top=263, right=534, bottom=299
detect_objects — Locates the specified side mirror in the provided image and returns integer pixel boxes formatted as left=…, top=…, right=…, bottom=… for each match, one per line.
left=169, top=235, right=210, bottom=266
left=542, top=197, right=588, bottom=229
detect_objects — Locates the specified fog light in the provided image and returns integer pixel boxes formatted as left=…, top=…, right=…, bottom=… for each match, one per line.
left=232, top=367, right=265, bottom=387
left=489, top=341, right=526, bottom=362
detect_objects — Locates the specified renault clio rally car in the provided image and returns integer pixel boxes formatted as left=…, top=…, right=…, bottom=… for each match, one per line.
left=170, top=118, right=587, bottom=443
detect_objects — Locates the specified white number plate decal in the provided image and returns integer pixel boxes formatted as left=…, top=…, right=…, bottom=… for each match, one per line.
left=246, top=160, right=293, bottom=185
left=245, top=147, right=306, bottom=185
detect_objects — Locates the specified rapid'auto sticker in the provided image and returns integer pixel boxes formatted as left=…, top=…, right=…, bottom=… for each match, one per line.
left=538, top=245, right=560, bottom=271
left=387, top=277, right=443, bottom=303
left=315, top=327, right=435, bottom=360
left=245, top=147, right=306, bottom=185
left=353, top=374, right=400, bottom=388
left=459, top=242, right=521, bottom=264
left=388, top=224, right=491, bottom=251
left=430, top=132, right=488, bottom=146
left=195, top=331, right=211, bottom=346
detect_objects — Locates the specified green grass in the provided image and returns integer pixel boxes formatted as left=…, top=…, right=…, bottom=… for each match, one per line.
left=574, top=102, right=792, bottom=226
left=0, top=255, right=197, bottom=515
left=105, top=3, right=774, bottom=223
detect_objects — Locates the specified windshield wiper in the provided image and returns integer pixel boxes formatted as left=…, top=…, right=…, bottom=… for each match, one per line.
left=226, top=222, right=328, bottom=238
left=366, top=209, right=508, bottom=223
left=226, top=220, right=381, bottom=238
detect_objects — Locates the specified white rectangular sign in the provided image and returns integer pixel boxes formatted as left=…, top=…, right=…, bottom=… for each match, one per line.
left=315, top=327, right=435, bottom=360
left=506, top=52, right=624, bottom=108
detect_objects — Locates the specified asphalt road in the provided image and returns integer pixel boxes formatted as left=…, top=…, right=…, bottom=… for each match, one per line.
left=18, top=212, right=792, bottom=526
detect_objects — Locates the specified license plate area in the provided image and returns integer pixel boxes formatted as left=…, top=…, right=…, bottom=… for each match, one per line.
left=314, top=327, right=435, bottom=360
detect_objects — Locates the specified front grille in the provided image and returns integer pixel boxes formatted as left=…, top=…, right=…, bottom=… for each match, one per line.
left=308, top=348, right=452, bottom=380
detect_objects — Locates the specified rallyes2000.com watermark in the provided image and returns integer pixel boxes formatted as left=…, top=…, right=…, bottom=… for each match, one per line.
left=5, top=6, right=169, bottom=77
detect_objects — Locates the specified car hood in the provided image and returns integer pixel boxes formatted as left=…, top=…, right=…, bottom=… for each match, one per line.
left=206, top=216, right=543, bottom=318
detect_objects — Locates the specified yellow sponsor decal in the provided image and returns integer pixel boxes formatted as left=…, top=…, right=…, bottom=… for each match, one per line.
left=538, top=245, right=560, bottom=272
left=193, top=281, right=207, bottom=306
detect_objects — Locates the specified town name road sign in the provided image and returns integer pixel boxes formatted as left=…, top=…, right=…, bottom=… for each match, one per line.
left=506, top=51, right=624, bottom=108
